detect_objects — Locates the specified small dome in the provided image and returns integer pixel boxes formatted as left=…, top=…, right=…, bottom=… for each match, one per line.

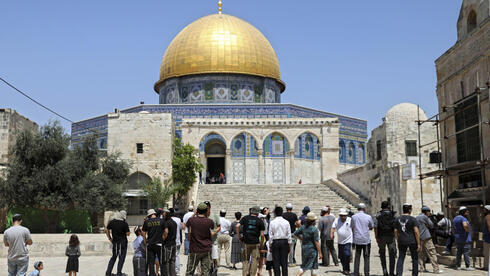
left=154, top=13, right=284, bottom=92
left=385, top=103, right=428, bottom=121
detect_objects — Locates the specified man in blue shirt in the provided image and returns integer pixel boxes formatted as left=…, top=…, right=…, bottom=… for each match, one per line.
left=452, top=206, right=475, bottom=271
left=351, top=203, right=374, bottom=276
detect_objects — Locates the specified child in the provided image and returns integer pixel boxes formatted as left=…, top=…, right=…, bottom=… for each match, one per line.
left=133, top=225, right=146, bottom=276
left=65, top=234, right=81, bottom=276
left=28, top=261, right=43, bottom=276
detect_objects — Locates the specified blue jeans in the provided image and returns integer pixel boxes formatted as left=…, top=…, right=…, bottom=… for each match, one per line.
left=456, top=242, right=471, bottom=268
left=397, top=243, right=418, bottom=276
left=8, top=257, right=29, bottom=276
left=445, top=235, right=454, bottom=252
left=338, top=243, right=351, bottom=272
left=184, top=233, right=190, bottom=255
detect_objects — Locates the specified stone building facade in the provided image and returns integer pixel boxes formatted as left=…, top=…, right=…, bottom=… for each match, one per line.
left=0, top=108, right=38, bottom=171
left=338, top=103, right=441, bottom=214
left=434, top=0, right=490, bottom=222
left=72, top=10, right=367, bottom=216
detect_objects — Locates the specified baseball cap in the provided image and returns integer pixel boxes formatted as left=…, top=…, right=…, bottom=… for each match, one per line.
left=251, top=206, right=261, bottom=214
left=286, top=203, right=293, bottom=209
left=302, top=206, right=310, bottom=213
left=358, top=203, right=366, bottom=209
left=421, top=206, right=431, bottom=212
left=197, top=202, right=208, bottom=211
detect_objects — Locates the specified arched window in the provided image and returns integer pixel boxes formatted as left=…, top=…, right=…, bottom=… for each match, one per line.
left=467, top=10, right=477, bottom=33
left=357, top=143, right=365, bottom=164
left=127, top=172, right=152, bottom=190
left=348, top=142, right=356, bottom=163
left=263, top=133, right=289, bottom=157
left=339, top=140, right=346, bottom=163
left=231, top=134, right=246, bottom=157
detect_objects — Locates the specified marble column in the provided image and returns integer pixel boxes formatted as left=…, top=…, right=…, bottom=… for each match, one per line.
left=225, top=149, right=232, bottom=184
left=258, top=149, right=264, bottom=184
left=289, top=150, right=295, bottom=184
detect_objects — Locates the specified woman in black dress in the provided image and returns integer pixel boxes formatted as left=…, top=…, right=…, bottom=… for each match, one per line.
left=66, top=234, right=81, bottom=276
left=230, top=211, right=243, bottom=269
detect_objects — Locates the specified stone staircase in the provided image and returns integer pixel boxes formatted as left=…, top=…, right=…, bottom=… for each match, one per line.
left=196, top=183, right=354, bottom=219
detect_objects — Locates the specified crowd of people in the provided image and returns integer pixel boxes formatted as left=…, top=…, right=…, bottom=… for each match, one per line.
left=3, top=201, right=490, bottom=276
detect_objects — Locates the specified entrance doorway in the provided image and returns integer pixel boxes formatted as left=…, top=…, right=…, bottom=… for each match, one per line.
left=204, top=137, right=226, bottom=184
left=206, top=157, right=225, bottom=184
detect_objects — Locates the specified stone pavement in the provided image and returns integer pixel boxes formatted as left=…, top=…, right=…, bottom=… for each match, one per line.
left=1, top=242, right=486, bottom=276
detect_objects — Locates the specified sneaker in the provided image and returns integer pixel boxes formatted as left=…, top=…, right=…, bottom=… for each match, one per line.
left=441, top=250, right=450, bottom=255
left=455, top=267, right=462, bottom=270
left=465, top=267, right=475, bottom=271
left=434, top=269, right=443, bottom=274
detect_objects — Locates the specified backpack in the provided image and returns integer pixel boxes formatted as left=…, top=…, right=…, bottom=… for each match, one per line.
left=377, top=211, right=395, bottom=234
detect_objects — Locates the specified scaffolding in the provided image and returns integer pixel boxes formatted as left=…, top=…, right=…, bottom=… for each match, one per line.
left=416, top=83, right=489, bottom=215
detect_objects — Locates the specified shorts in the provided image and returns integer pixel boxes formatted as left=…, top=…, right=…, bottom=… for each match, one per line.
left=212, top=244, right=218, bottom=260
left=266, top=261, right=274, bottom=270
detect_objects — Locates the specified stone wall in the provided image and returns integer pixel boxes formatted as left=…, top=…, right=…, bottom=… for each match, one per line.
left=107, top=112, right=174, bottom=180
left=435, top=0, right=490, bottom=209
left=338, top=103, right=442, bottom=214
left=0, top=108, right=38, bottom=167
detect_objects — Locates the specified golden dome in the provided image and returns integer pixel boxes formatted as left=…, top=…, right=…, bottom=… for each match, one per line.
left=155, top=13, right=284, bottom=91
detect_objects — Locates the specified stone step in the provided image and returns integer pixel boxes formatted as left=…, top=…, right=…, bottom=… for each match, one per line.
left=196, top=183, right=354, bottom=219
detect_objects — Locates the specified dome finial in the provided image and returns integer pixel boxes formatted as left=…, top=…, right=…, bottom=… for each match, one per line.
left=218, top=0, right=222, bottom=14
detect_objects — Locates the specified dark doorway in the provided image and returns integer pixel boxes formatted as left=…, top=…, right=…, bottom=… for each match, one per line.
left=206, top=157, right=225, bottom=184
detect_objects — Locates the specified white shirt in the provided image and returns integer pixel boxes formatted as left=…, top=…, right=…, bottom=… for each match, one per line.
left=171, top=216, right=182, bottom=246
left=269, top=216, right=292, bottom=242
left=183, top=211, right=194, bottom=234
left=332, top=217, right=353, bottom=244
left=219, top=217, right=231, bottom=235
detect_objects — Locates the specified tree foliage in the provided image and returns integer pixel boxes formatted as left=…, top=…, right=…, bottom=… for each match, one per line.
left=171, top=138, right=203, bottom=197
left=0, top=122, right=130, bottom=218
left=144, top=177, right=174, bottom=209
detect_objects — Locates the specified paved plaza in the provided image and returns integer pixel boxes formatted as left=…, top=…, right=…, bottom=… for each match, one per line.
left=1, top=238, right=486, bottom=276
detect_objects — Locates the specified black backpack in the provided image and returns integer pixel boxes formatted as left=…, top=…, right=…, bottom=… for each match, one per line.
left=377, top=211, right=395, bottom=234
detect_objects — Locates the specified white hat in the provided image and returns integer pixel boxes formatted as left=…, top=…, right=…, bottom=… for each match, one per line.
left=321, top=206, right=329, bottom=212
left=358, top=203, right=366, bottom=209
left=402, top=203, right=412, bottom=207
left=339, top=208, right=348, bottom=216
left=147, top=209, right=156, bottom=217
left=188, top=205, right=194, bottom=211
left=459, top=206, right=467, bottom=212
left=286, top=203, right=293, bottom=209
left=258, top=213, right=266, bottom=219
left=485, top=205, right=490, bottom=211
left=119, top=210, right=127, bottom=220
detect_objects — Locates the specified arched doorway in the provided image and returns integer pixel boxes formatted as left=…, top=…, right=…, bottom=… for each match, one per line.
left=202, top=133, right=226, bottom=184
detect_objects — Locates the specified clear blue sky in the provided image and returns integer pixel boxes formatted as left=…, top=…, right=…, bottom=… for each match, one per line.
left=1, top=1, right=462, bottom=134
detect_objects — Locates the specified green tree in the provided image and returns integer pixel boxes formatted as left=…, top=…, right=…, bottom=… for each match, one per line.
left=0, top=122, right=130, bottom=232
left=144, top=177, right=174, bottom=209
left=171, top=138, right=203, bottom=207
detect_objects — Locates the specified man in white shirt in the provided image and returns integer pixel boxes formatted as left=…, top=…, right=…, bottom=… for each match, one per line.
left=269, top=206, right=291, bottom=276
left=351, top=203, right=374, bottom=276
left=182, top=206, right=194, bottom=255
left=217, top=210, right=232, bottom=267
left=170, top=208, right=185, bottom=275
left=331, top=208, right=353, bottom=275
